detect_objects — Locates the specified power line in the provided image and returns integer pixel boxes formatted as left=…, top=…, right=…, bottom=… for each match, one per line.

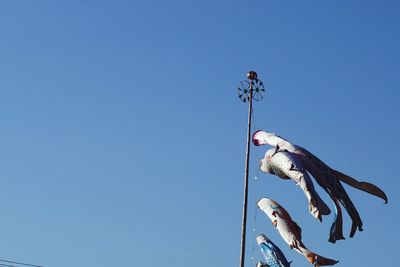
left=0, top=259, right=43, bottom=267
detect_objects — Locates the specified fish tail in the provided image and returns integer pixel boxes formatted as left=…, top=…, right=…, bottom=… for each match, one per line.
left=298, top=247, right=339, bottom=266
left=328, top=198, right=345, bottom=243
left=350, top=219, right=364, bottom=238
left=335, top=183, right=364, bottom=237
left=306, top=186, right=331, bottom=220
left=331, top=169, right=388, bottom=203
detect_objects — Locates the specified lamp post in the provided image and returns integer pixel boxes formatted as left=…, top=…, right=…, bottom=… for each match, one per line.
left=237, top=71, right=265, bottom=267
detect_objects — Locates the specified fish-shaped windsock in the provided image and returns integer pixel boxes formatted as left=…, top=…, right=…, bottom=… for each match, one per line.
left=256, top=234, right=291, bottom=267
left=257, top=262, right=269, bottom=267
left=260, top=147, right=331, bottom=222
left=253, top=130, right=388, bottom=243
left=258, top=198, right=339, bottom=267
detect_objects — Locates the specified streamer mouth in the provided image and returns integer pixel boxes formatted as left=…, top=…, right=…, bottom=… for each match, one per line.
left=252, top=130, right=264, bottom=146
left=256, top=235, right=264, bottom=245
left=256, top=234, right=270, bottom=245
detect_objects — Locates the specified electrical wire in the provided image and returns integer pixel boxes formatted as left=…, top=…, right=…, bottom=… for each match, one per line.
left=0, top=259, right=43, bottom=267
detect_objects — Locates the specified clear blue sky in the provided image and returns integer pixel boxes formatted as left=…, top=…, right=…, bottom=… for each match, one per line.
left=0, top=1, right=398, bottom=266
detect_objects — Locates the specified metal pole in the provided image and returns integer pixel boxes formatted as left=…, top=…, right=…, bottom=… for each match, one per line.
left=239, top=86, right=253, bottom=267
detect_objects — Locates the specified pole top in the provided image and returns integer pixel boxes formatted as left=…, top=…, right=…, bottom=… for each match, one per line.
left=238, top=71, right=265, bottom=102
left=247, top=71, right=258, bottom=80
